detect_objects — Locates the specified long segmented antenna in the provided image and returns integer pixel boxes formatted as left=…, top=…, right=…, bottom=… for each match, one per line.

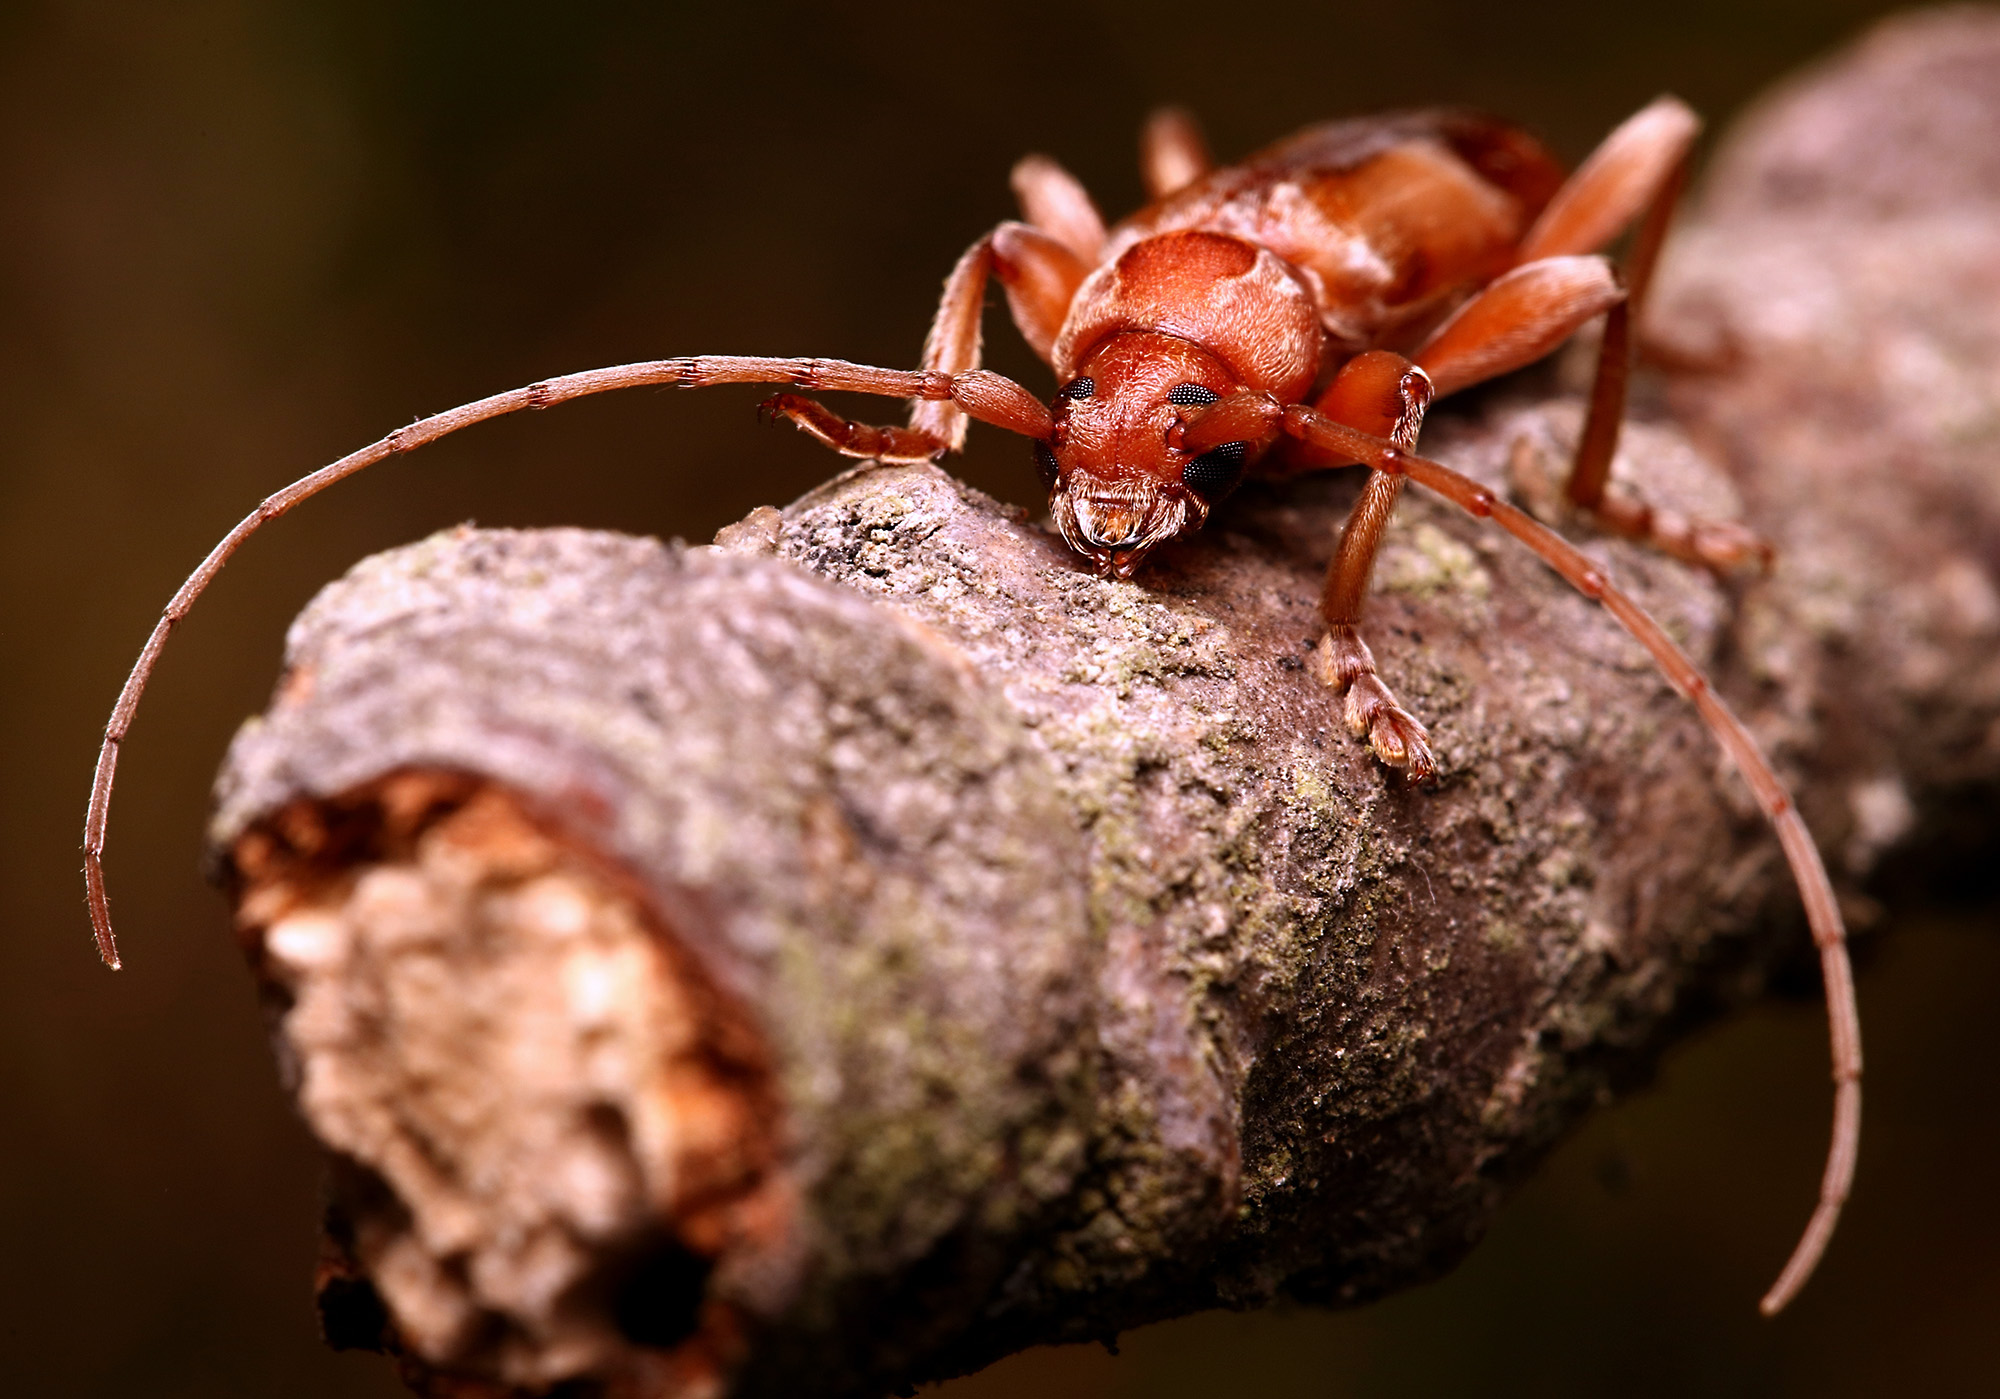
left=82, top=354, right=1046, bottom=970
left=1282, top=405, right=1860, bottom=1315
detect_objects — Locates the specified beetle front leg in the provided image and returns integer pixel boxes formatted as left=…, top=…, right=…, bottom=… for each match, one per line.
left=1311, top=351, right=1438, bottom=781
left=759, top=232, right=1001, bottom=461
left=1282, top=399, right=1859, bottom=1316
left=764, top=219, right=1086, bottom=461
left=754, top=396, right=946, bottom=463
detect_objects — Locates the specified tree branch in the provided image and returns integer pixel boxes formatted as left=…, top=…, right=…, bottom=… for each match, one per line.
left=205, top=11, right=2000, bottom=1397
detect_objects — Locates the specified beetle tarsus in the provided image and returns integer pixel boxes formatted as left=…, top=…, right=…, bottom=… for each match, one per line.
left=1506, top=432, right=1777, bottom=577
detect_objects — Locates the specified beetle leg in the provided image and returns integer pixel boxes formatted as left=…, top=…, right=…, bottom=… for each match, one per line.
left=1512, top=94, right=1699, bottom=289
left=1557, top=284, right=1774, bottom=573
left=1504, top=98, right=1774, bottom=573
left=1414, top=255, right=1622, bottom=399
left=1282, top=401, right=1858, bottom=1316
left=1413, top=258, right=1771, bottom=571
left=1521, top=96, right=1698, bottom=505
left=1140, top=107, right=1212, bottom=200
left=1502, top=404, right=1775, bottom=574
left=1306, top=351, right=1439, bottom=780
left=765, top=222, right=1087, bottom=458
left=752, top=395, right=953, bottom=463
left=1010, top=155, right=1106, bottom=261
left=991, top=223, right=1091, bottom=364
left=1401, top=253, right=1763, bottom=579
left=757, top=234, right=995, bottom=461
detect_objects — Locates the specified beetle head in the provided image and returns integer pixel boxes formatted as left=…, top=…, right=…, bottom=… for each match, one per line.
left=1038, top=332, right=1282, bottom=579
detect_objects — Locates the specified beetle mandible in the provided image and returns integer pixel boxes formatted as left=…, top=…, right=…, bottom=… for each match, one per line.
left=81, top=98, right=1858, bottom=1317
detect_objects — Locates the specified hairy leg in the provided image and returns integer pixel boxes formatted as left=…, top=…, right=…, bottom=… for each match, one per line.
left=762, top=233, right=997, bottom=461
left=1321, top=254, right=1614, bottom=775
left=768, top=220, right=1088, bottom=458
left=1281, top=402, right=1858, bottom=1318
left=1508, top=96, right=1771, bottom=572
left=1010, top=154, right=1106, bottom=262
left=1414, top=255, right=1622, bottom=399
left=1307, top=351, right=1440, bottom=780
left=990, top=223, right=1092, bottom=364
left=1503, top=420, right=1774, bottom=574
left=1513, top=94, right=1699, bottom=279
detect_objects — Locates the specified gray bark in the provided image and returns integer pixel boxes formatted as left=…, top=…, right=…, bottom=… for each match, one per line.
left=207, top=11, right=2000, bottom=1397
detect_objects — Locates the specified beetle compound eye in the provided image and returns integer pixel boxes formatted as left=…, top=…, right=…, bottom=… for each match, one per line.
left=1182, top=441, right=1247, bottom=499
left=1166, top=384, right=1220, bottom=407
left=1033, top=440, right=1061, bottom=488
left=1057, top=376, right=1096, bottom=401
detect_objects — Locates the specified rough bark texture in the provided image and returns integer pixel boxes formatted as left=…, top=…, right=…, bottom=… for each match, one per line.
left=208, top=12, right=2000, bottom=1398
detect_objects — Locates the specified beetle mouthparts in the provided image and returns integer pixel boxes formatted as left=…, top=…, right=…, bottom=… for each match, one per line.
left=1088, top=547, right=1143, bottom=580
left=1051, top=482, right=1198, bottom=579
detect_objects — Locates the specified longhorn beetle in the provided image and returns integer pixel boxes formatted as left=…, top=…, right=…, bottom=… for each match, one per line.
left=83, top=98, right=1859, bottom=1315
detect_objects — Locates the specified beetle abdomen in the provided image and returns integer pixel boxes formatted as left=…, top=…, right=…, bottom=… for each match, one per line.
left=1105, top=111, right=1564, bottom=354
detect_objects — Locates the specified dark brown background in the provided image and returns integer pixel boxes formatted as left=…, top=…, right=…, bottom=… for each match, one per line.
left=3, top=2, right=1994, bottom=1395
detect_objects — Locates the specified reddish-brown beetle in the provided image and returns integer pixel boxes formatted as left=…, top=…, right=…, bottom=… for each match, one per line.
left=83, top=99, right=1858, bottom=1316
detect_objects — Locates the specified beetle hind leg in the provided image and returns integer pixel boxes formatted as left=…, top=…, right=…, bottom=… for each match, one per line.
left=1140, top=108, right=1212, bottom=200
left=1513, top=96, right=1774, bottom=574
left=1504, top=426, right=1773, bottom=574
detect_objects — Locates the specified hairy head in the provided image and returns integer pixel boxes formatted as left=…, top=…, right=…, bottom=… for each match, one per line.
left=1037, top=332, right=1280, bottom=578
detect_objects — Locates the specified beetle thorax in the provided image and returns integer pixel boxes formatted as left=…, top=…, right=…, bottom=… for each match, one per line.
left=1041, top=229, right=1323, bottom=578
left=1051, top=229, right=1323, bottom=399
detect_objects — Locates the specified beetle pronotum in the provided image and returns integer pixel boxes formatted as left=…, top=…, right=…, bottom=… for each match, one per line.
left=84, top=98, right=1857, bottom=1316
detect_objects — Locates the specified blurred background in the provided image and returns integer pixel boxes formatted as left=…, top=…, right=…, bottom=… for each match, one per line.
left=3, top=2, right=1994, bottom=1395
